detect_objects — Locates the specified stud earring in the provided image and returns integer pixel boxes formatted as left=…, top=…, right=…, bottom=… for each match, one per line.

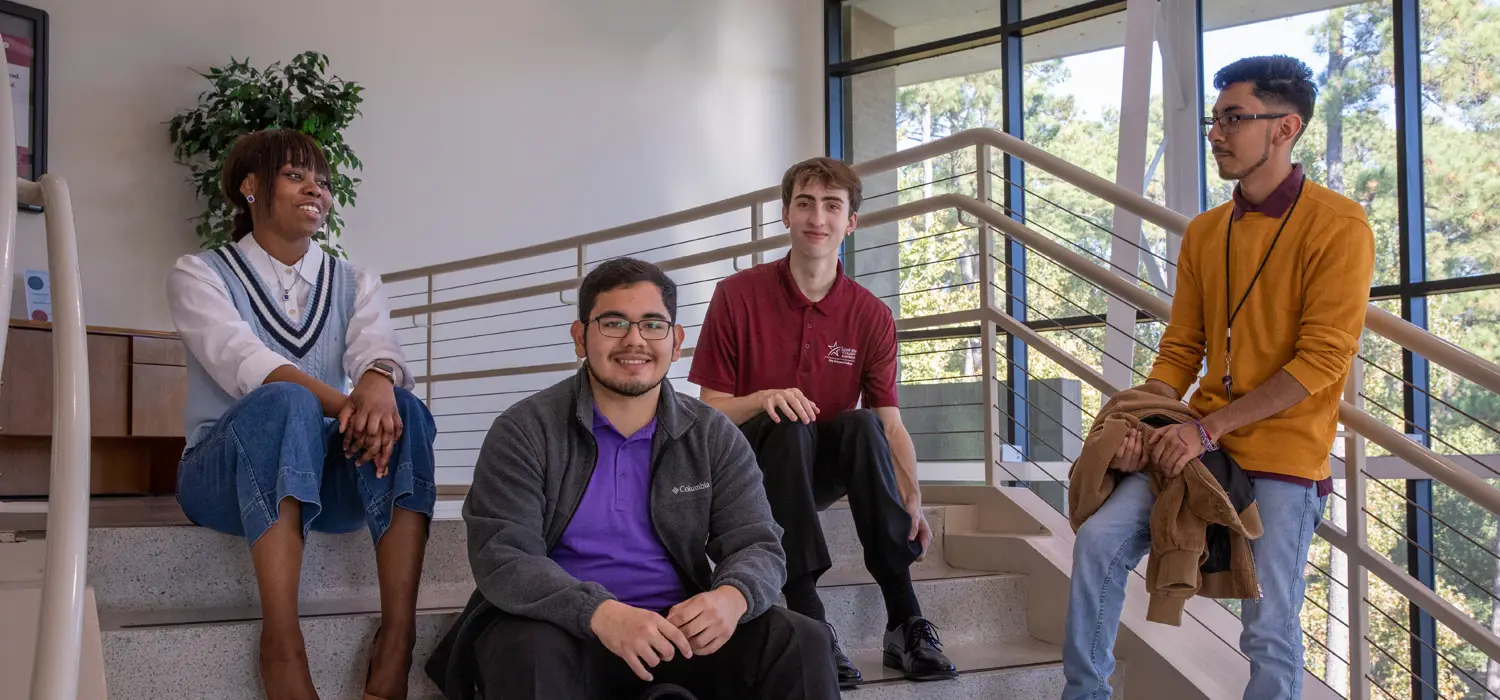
left=245, top=194, right=256, bottom=204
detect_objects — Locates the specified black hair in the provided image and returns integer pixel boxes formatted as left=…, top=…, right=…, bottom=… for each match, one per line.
left=577, top=257, right=678, bottom=323
left=1213, top=55, right=1318, bottom=138
left=220, top=129, right=332, bottom=242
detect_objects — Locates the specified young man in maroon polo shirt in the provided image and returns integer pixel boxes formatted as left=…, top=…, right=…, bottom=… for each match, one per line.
left=690, top=157, right=957, bottom=688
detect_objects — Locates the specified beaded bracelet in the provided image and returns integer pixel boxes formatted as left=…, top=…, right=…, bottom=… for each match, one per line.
left=1191, top=420, right=1219, bottom=452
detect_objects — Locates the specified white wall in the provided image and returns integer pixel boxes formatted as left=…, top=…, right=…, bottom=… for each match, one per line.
left=10, top=0, right=824, bottom=331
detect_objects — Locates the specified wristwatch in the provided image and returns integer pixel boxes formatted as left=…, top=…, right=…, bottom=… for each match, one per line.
left=365, top=360, right=397, bottom=384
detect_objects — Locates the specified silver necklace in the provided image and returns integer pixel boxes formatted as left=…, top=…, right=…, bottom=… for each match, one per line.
left=263, top=248, right=299, bottom=304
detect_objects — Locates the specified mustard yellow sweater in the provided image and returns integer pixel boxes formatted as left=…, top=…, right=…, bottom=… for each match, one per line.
left=1148, top=179, right=1375, bottom=481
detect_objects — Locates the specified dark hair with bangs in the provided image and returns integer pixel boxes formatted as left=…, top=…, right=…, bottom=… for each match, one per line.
left=221, top=129, right=332, bottom=242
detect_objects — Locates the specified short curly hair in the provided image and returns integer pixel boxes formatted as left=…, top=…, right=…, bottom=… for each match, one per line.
left=1213, top=55, right=1318, bottom=139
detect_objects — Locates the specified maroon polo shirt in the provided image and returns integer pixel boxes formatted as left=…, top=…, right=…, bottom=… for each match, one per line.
left=689, top=255, right=899, bottom=416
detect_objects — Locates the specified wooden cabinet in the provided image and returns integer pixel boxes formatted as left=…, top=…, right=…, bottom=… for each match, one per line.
left=0, top=322, right=188, bottom=497
left=0, top=329, right=130, bottom=437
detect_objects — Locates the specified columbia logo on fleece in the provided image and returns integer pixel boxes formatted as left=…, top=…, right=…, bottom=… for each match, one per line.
left=672, top=482, right=711, bottom=495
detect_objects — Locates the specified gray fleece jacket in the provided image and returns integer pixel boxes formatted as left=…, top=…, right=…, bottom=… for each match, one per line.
left=462, top=366, right=787, bottom=639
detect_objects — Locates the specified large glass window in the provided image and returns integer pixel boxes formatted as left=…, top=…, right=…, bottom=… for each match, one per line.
left=828, top=2, right=1499, bottom=689
left=1421, top=0, right=1500, bottom=281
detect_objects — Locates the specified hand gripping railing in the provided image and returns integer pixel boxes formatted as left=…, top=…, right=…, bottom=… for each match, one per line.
left=0, top=62, right=93, bottom=699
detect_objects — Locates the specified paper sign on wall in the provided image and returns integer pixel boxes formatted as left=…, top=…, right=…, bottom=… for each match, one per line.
left=23, top=268, right=48, bottom=322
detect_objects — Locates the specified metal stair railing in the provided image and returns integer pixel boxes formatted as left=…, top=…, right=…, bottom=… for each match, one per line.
left=383, top=130, right=1500, bottom=698
left=0, top=55, right=94, bottom=700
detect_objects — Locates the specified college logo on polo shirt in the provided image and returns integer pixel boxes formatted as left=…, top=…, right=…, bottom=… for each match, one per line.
left=826, top=342, right=857, bottom=366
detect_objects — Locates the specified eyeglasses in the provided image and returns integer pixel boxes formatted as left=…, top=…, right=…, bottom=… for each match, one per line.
left=1201, top=113, right=1288, bottom=137
left=590, top=316, right=674, bottom=340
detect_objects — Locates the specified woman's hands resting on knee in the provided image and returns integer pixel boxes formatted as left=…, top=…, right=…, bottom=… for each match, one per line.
left=340, top=371, right=404, bottom=478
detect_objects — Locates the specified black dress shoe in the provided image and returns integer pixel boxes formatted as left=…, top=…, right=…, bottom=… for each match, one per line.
left=636, top=684, right=700, bottom=700
left=882, top=616, right=958, bottom=682
left=825, top=621, right=863, bottom=689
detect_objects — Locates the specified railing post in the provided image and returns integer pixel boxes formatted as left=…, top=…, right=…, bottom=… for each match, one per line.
left=976, top=145, right=999, bottom=485
left=751, top=204, right=765, bottom=266
left=1345, top=357, right=1370, bottom=699
left=424, top=275, right=435, bottom=402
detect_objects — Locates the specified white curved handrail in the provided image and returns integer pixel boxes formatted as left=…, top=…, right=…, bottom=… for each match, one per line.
left=24, top=175, right=91, bottom=700
left=0, top=71, right=92, bottom=699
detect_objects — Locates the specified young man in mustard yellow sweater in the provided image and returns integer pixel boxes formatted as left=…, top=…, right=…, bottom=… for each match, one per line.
left=1062, top=55, right=1375, bottom=699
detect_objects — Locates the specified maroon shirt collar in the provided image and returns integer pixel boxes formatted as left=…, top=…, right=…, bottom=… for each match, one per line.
left=1231, top=163, right=1305, bottom=220
left=775, top=254, right=848, bottom=314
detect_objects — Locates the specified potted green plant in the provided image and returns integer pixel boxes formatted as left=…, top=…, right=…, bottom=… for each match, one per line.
left=168, top=51, right=364, bottom=254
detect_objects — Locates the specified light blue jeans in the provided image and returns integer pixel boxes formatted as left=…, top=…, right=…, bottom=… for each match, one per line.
left=1061, top=473, right=1326, bottom=700
left=177, top=382, right=438, bottom=547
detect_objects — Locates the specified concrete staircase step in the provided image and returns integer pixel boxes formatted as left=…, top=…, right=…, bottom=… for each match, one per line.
left=87, top=506, right=959, bottom=616
left=820, top=573, right=1029, bottom=651
left=101, top=602, right=1061, bottom=700
left=98, top=573, right=1031, bottom=698
left=845, top=640, right=1067, bottom=698
left=821, top=504, right=962, bottom=583
left=100, top=608, right=457, bottom=700
left=87, top=520, right=474, bottom=615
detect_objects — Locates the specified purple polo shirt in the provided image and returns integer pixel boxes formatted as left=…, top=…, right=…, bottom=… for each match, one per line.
left=549, top=409, right=687, bottom=611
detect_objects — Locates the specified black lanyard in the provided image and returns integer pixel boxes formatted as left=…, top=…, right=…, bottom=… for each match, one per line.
left=1222, top=178, right=1306, bottom=398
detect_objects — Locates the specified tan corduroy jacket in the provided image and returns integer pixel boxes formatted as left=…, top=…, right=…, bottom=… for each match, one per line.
left=1068, top=389, right=1265, bottom=625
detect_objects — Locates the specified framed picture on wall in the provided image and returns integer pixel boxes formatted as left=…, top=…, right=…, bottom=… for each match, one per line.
left=0, top=0, right=45, bottom=186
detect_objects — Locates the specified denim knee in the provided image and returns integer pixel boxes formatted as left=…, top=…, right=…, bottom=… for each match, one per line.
left=238, top=382, right=324, bottom=426
left=391, top=386, right=437, bottom=479
left=1074, top=518, right=1130, bottom=565
left=393, top=386, right=433, bottom=430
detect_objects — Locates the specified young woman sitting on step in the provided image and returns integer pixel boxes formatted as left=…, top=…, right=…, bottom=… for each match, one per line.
left=167, top=128, right=437, bottom=700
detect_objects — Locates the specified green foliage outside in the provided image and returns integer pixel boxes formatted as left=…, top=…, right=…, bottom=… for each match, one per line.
left=881, top=0, right=1499, bottom=695
left=168, top=51, right=364, bottom=254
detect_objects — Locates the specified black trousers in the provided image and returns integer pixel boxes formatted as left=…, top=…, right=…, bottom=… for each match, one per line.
left=739, top=410, right=922, bottom=587
left=473, top=607, right=840, bottom=700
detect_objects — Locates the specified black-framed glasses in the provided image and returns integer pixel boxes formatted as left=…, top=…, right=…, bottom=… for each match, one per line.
left=1201, top=113, right=1288, bottom=136
left=590, top=316, right=674, bottom=340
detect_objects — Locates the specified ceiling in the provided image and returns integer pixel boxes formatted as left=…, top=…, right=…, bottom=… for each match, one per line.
left=844, top=0, right=1368, bottom=87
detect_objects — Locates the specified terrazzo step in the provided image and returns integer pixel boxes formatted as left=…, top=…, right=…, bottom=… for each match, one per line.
left=96, top=570, right=1025, bottom=652
left=844, top=642, right=1071, bottom=699
left=86, top=505, right=957, bottom=615
left=817, top=573, right=1030, bottom=651
left=821, top=504, right=963, bottom=583
left=99, top=603, right=1062, bottom=700
left=86, top=519, right=475, bottom=615
left=100, top=608, right=457, bottom=700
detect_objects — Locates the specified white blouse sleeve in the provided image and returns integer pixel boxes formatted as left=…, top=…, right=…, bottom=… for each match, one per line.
left=343, top=265, right=415, bottom=390
left=166, top=254, right=293, bottom=398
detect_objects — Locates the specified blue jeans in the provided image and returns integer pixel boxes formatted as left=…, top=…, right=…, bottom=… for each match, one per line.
left=177, top=382, right=438, bottom=547
left=1061, top=473, right=1326, bottom=700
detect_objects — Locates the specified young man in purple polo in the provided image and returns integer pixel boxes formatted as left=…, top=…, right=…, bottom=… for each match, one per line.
left=448, top=257, right=839, bottom=700
left=691, top=158, right=957, bottom=688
